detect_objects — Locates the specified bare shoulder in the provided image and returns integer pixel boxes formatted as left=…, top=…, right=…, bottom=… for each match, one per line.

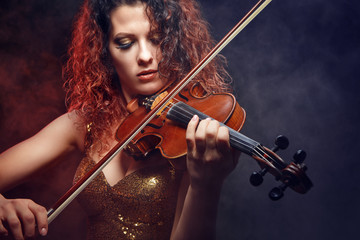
left=38, top=111, right=86, bottom=152
left=0, top=111, right=86, bottom=191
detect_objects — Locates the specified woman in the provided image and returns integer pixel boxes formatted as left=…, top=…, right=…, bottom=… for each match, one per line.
left=0, top=0, right=239, bottom=239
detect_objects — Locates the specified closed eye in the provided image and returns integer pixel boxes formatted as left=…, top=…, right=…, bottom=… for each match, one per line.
left=114, top=38, right=134, bottom=50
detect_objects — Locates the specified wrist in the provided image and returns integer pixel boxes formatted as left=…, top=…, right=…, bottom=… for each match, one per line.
left=188, top=181, right=223, bottom=199
left=189, top=174, right=224, bottom=191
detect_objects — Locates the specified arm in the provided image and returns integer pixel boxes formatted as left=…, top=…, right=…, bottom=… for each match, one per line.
left=0, top=111, right=85, bottom=191
left=171, top=115, right=239, bottom=240
left=0, top=111, right=85, bottom=239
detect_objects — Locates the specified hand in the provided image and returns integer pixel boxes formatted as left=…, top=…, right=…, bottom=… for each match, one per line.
left=0, top=195, right=48, bottom=239
left=185, top=115, right=239, bottom=191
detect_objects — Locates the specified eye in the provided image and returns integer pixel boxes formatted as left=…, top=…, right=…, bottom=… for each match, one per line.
left=114, top=38, right=134, bottom=50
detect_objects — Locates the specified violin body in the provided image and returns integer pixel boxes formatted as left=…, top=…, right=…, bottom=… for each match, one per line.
left=116, top=82, right=313, bottom=199
left=116, top=82, right=246, bottom=159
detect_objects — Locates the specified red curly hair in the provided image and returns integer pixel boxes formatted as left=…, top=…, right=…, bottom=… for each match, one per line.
left=63, top=0, right=232, bottom=153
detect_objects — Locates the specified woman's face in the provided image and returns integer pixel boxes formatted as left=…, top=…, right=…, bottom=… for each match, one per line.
left=108, top=2, right=165, bottom=103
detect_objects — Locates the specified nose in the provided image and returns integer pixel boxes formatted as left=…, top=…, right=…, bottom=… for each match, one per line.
left=137, top=41, right=153, bottom=66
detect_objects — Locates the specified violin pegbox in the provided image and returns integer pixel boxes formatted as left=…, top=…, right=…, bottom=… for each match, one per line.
left=249, top=135, right=313, bottom=200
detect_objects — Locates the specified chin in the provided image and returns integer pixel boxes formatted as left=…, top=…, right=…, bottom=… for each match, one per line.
left=138, top=83, right=164, bottom=96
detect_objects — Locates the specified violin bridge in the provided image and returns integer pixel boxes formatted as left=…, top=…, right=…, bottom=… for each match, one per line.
left=145, top=91, right=173, bottom=116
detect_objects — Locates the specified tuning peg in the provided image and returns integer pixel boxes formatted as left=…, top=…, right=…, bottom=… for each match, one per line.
left=269, top=183, right=288, bottom=201
left=250, top=168, right=267, bottom=186
left=272, top=135, right=289, bottom=152
left=293, top=150, right=306, bottom=164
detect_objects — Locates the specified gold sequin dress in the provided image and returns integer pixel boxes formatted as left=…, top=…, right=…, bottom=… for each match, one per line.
left=74, top=157, right=184, bottom=240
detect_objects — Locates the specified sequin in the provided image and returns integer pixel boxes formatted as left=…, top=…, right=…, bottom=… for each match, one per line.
left=147, top=177, right=158, bottom=186
left=74, top=157, right=183, bottom=240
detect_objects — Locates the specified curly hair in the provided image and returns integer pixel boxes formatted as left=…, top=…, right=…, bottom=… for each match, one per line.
left=63, top=0, right=231, bottom=153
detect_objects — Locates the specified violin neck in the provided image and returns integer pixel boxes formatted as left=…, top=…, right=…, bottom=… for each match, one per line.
left=166, top=101, right=261, bottom=156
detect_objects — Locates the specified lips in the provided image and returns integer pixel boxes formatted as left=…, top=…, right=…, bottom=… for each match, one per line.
left=137, top=69, right=158, bottom=81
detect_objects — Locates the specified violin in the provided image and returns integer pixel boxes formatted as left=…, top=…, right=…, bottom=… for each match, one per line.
left=118, top=82, right=312, bottom=200
left=47, top=0, right=312, bottom=224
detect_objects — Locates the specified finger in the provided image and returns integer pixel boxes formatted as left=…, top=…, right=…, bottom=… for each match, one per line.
left=218, top=127, right=240, bottom=169
left=194, top=118, right=211, bottom=154
left=28, top=201, right=48, bottom=236
left=18, top=209, right=35, bottom=239
left=205, top=120, right=220, bottom=150
left=216, top=126, right=230, bottom=151
left=6, top=212, right=24, bottom=240
left=186, top=115, right=199, bottom=152
left=14, top=200, right=37, bottom=239
left=0, top=220, right=9, bottom=236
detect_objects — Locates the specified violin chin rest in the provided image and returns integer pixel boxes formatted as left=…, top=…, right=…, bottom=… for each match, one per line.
left=126, top=98, right=139, bottom=113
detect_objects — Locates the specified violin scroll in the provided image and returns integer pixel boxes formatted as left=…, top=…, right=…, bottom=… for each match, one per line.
left=250, top=136, right=313, bottom=200
left=250, top=135, right=289, bottom=186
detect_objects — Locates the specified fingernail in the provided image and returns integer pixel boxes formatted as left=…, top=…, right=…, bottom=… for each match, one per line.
left=40, top=227, right=47, bottom=236
left=192, top=115, right=198, bottom=121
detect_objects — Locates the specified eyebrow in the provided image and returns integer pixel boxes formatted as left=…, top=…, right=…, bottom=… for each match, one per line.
left=112, top=33, right=136, bottom=39
left=112, top=31, right=159, bottom=40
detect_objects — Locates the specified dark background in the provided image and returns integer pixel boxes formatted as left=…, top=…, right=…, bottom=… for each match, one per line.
left=0, top=0, right=359, bottom=239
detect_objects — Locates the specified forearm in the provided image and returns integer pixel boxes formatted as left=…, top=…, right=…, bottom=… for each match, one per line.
left=171, top=184, right=222, bottom=240
left=171, top=116, right=238, bottom=239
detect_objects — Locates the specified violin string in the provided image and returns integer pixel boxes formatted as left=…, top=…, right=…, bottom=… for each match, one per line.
left=162, top=102, right=257, bottom=152
left=253, top=146, right=276, bottom=166
left=158, top=101, right=280, bottom=167
left=147, top=97, right=277, bottom=165
left=169, top=103, right=258, bottom=152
